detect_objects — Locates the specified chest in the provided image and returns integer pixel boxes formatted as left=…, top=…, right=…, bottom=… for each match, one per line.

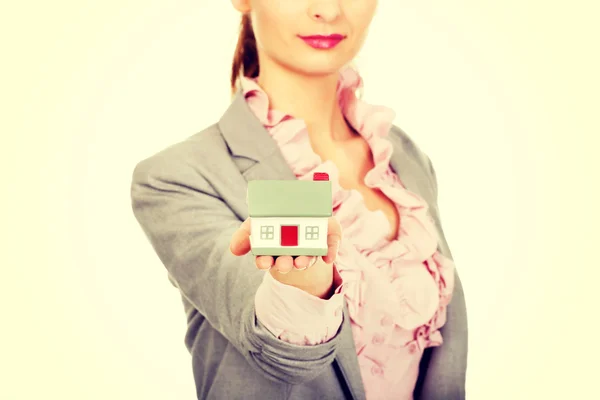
left=313, top=136, right=400, bottom=240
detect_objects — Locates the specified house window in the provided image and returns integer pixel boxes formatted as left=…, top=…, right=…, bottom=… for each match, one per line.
left=260, top=225, right=274, bottom=240
left=305, top=226, right=319, bottom=240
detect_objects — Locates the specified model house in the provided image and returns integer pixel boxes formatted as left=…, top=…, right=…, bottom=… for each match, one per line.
left=247, top=172, right=332, bottom=257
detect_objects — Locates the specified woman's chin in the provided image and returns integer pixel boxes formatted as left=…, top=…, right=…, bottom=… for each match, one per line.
left=287, top=59, right=350, bottom=78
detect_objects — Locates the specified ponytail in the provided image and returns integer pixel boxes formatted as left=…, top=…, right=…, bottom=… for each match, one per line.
left=231, top=14, right=259, bottom=95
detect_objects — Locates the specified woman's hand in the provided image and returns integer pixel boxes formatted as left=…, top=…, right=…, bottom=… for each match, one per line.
left=229, top=216, right=342, bottom=298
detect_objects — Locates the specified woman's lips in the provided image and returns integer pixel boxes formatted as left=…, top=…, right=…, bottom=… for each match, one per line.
left=298, top=34, right=345, bottom=49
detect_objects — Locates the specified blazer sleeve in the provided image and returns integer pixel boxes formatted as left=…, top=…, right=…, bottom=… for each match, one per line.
left=417, top=157, right=469, bottom=400
left=130, top=154, right=343, bottom=385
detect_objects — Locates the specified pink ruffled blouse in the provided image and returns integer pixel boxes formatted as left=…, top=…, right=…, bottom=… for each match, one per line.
left=248, top=66, right=455, bottom=400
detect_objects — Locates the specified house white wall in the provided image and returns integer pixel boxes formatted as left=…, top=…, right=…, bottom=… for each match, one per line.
left=250, top=217, right=328, bottom=248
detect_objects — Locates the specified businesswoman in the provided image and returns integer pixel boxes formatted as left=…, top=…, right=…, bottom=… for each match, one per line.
left=131, top=1, right=468, bottom=399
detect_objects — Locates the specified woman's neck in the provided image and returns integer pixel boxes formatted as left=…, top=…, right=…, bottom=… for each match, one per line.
left=256, top=64, right=355, bottom=143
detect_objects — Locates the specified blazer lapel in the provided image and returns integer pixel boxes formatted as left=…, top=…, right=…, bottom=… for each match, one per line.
left=218, top=90, right=296, bottom=182
left=386, top=133, right=444, bottom=257
left=386, top=133, right=433, bottom=205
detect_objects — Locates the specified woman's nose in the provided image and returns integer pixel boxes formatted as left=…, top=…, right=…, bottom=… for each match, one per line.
left=308, top=0, right=342, bottom=23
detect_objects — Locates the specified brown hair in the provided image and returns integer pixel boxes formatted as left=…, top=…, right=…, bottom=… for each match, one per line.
left=231, top=14, right=259, bottom=95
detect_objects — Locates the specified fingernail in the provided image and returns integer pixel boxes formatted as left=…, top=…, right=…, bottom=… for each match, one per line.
left=301, top=258, right=314, bottom=270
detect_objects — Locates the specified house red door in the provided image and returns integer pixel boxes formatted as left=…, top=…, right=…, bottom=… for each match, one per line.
left=280, top=225, right=298, bottom=246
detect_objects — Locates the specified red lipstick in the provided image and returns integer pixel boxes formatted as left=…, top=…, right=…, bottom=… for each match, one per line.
left=298, top=34, right=345, bottom=49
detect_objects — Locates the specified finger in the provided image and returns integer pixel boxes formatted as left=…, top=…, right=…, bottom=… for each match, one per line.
left=299, top=256, right=318, bottom=270
left=275, top=255, right=294, bottom=274
left=255, top=255, right=274, bottom=270
left=293, top=256, right=312, bottom=270
left=229, top=218, right=251, bottom=256
left=322, top=216, right=342, bottom=264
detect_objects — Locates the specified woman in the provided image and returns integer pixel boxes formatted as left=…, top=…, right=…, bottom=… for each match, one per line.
left=131, top=1, right=467, bottom=399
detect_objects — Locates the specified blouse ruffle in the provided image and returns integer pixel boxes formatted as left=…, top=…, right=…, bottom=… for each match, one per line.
left=241, top=66, right=455, bottom=391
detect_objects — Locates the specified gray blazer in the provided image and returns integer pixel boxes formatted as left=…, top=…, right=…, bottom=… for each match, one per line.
left=130, top=91, right=468, bottom=399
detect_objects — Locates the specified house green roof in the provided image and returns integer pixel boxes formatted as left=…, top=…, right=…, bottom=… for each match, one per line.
left=247, top=180, right=332, bottom=217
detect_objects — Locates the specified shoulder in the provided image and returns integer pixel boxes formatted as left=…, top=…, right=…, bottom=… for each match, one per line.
left=131, top=122, right=229, bottom=182
left=135, top=122, right=225, bottom=168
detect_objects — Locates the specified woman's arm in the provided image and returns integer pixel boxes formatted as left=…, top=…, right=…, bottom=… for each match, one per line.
left=130, top=154, right=343, bottom=385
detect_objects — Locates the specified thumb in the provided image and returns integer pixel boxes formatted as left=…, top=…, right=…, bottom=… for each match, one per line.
left=322, top=216, right=341, bottom=264
left=229, top=218, right=251, bottom=256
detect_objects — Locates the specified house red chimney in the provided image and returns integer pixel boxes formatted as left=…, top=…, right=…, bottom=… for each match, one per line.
left=313, top=172, right=329, bottom=181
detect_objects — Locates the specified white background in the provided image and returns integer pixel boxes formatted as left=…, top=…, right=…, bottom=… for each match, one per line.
left=2, top=1, right=599, bottom=399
